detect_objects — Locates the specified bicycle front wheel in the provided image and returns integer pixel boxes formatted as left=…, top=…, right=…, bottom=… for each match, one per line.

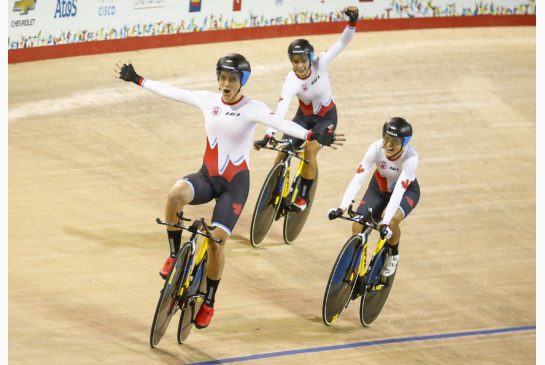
left=177, top=255, right=207, bottom=344
left=360, top=249, right=396, bottom=327
left=322, top=235, right=362, bottom=325
left=250, top=163, right=285, bottom=247
left=149, top=243, right=192, bottom=348
left=283, top=172, right=318, bottom=244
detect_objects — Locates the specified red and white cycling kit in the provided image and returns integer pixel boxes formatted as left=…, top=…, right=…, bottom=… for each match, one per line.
left=339, top=140, right=419, bottom=225
left=265, top=24, right=356, bottom=136
left=141, top=79, right=312, bottom=180
left=139, top=79, right=314, bottom=233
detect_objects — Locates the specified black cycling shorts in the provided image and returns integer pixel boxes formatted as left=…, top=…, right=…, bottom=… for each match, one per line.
left=179, top=166, right=249, bottom=235
left=355, top=173, right=420, bottom=222
left=281, top=105, right=338, bottom=149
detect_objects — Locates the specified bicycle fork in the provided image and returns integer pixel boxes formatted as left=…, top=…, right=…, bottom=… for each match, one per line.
left=344, top=234, right=368, bottom=285
left=272, top=161, right=291, bottom=221
left=275, top=164, right=290, bottom=206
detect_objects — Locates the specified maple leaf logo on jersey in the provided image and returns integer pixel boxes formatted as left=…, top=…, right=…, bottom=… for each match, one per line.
left=401, top=179, right=411, bottom=189
left=358, top=199, right=366, bottom=208
left=232, top=203, right=242, bottom=216
left=405, top=196, right=414, bottom=208
left=356, top=164, right=364, bottom=173
left=302, top=84, right=309, bottom=91
left=380, top=161, right=387, bottom=169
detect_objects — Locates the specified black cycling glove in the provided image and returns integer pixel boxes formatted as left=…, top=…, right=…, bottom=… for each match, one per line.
left=119, top=63, right=143, bottom=85
left=344, top=7, right=359, bottom=25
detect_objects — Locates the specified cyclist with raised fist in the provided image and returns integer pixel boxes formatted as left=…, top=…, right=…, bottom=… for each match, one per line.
left=255, top=6, right=359, bottom=212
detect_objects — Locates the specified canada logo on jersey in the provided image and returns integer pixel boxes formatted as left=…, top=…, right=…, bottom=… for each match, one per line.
left=211, top=106, right=222, bottom=116
left=380, top=161, right=387, bottom=169
left=401, top=179, right=411, bottom=189
left=302, top=84, right=309, bottom=91
left=232, top=203, right=242, bottom=215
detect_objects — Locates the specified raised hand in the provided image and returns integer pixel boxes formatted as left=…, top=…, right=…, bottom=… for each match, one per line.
left=344, top=6, right=359, bottom=24
left=115, top=61, right=142, bottom=85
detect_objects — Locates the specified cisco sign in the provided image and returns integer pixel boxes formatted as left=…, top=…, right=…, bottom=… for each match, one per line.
left=99, top=5, right=116, bottom=16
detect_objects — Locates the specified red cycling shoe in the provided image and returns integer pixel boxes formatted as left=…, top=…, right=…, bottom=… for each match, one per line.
left=194, top=303, right=214, bottom=329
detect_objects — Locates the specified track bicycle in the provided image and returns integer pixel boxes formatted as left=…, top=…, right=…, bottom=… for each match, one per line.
left=322, top=203, right=397, bottom=327
left=149, top=213, right=222, bottom=348
left=250, top=136, right=318, bottom=247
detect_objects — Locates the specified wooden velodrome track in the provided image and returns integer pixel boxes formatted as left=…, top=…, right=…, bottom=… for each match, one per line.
left=8, top=26, right=535, bottom=364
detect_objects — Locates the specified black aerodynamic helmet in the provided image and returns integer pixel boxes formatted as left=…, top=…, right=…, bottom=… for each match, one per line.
left=216, top=53, right=251, bottom=86
left=382, top=117, right=413, bottom=146
left=287, top=39, right=314, bottom=63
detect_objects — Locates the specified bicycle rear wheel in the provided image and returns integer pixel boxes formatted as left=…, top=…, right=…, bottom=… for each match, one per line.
left=359, top=248, right=397, bottom=327
left=177, top=255, right=207, bottom=344
left=322, top=235, right=362, bottom=325
left=250, top=163, right=285, bottom=247
left=282, top=172, right=318, bottom=244
left=149, top=243, right=192, bottom=348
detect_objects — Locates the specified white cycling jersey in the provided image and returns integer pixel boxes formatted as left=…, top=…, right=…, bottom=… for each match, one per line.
left=265, top=24, right=356, bottom=136
left=141, top=79, right=311, bottom=181
left=339, top=139, right=419, bottom=225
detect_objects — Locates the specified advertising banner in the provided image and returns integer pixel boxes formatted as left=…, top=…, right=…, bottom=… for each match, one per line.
left=8, top=0, right=536, bottom=50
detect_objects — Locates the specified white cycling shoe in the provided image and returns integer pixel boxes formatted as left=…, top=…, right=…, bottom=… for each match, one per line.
left=381, top=254, right=399, bottom=277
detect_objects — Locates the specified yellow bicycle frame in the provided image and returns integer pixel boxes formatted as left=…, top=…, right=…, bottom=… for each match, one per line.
left=284, top=150, right=306, bottom=204
left=274, top=148, right=306, bottom=206
left=374, top=237, right=387, bottom=255
left=289, top=157, right=306, bottom=204
left=195, top=237, right=209, bottom=265
left=177, top=237, right=209, bottom=296
left=370, top=237, right=388, bottom=291
left=357, top=234, right=387, bottom=278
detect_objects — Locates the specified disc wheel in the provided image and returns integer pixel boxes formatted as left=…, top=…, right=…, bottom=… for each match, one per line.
left=250, top=163, right=285, bottom=247
left=283, top=172, right=318, bottom=244
left=149, top=243, right=192, bottom=348
left=360, top=249, right=396, bottom=327
left=177, top=255, right=207, bottom=343
left=322, top=235, right=362, bottom=325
